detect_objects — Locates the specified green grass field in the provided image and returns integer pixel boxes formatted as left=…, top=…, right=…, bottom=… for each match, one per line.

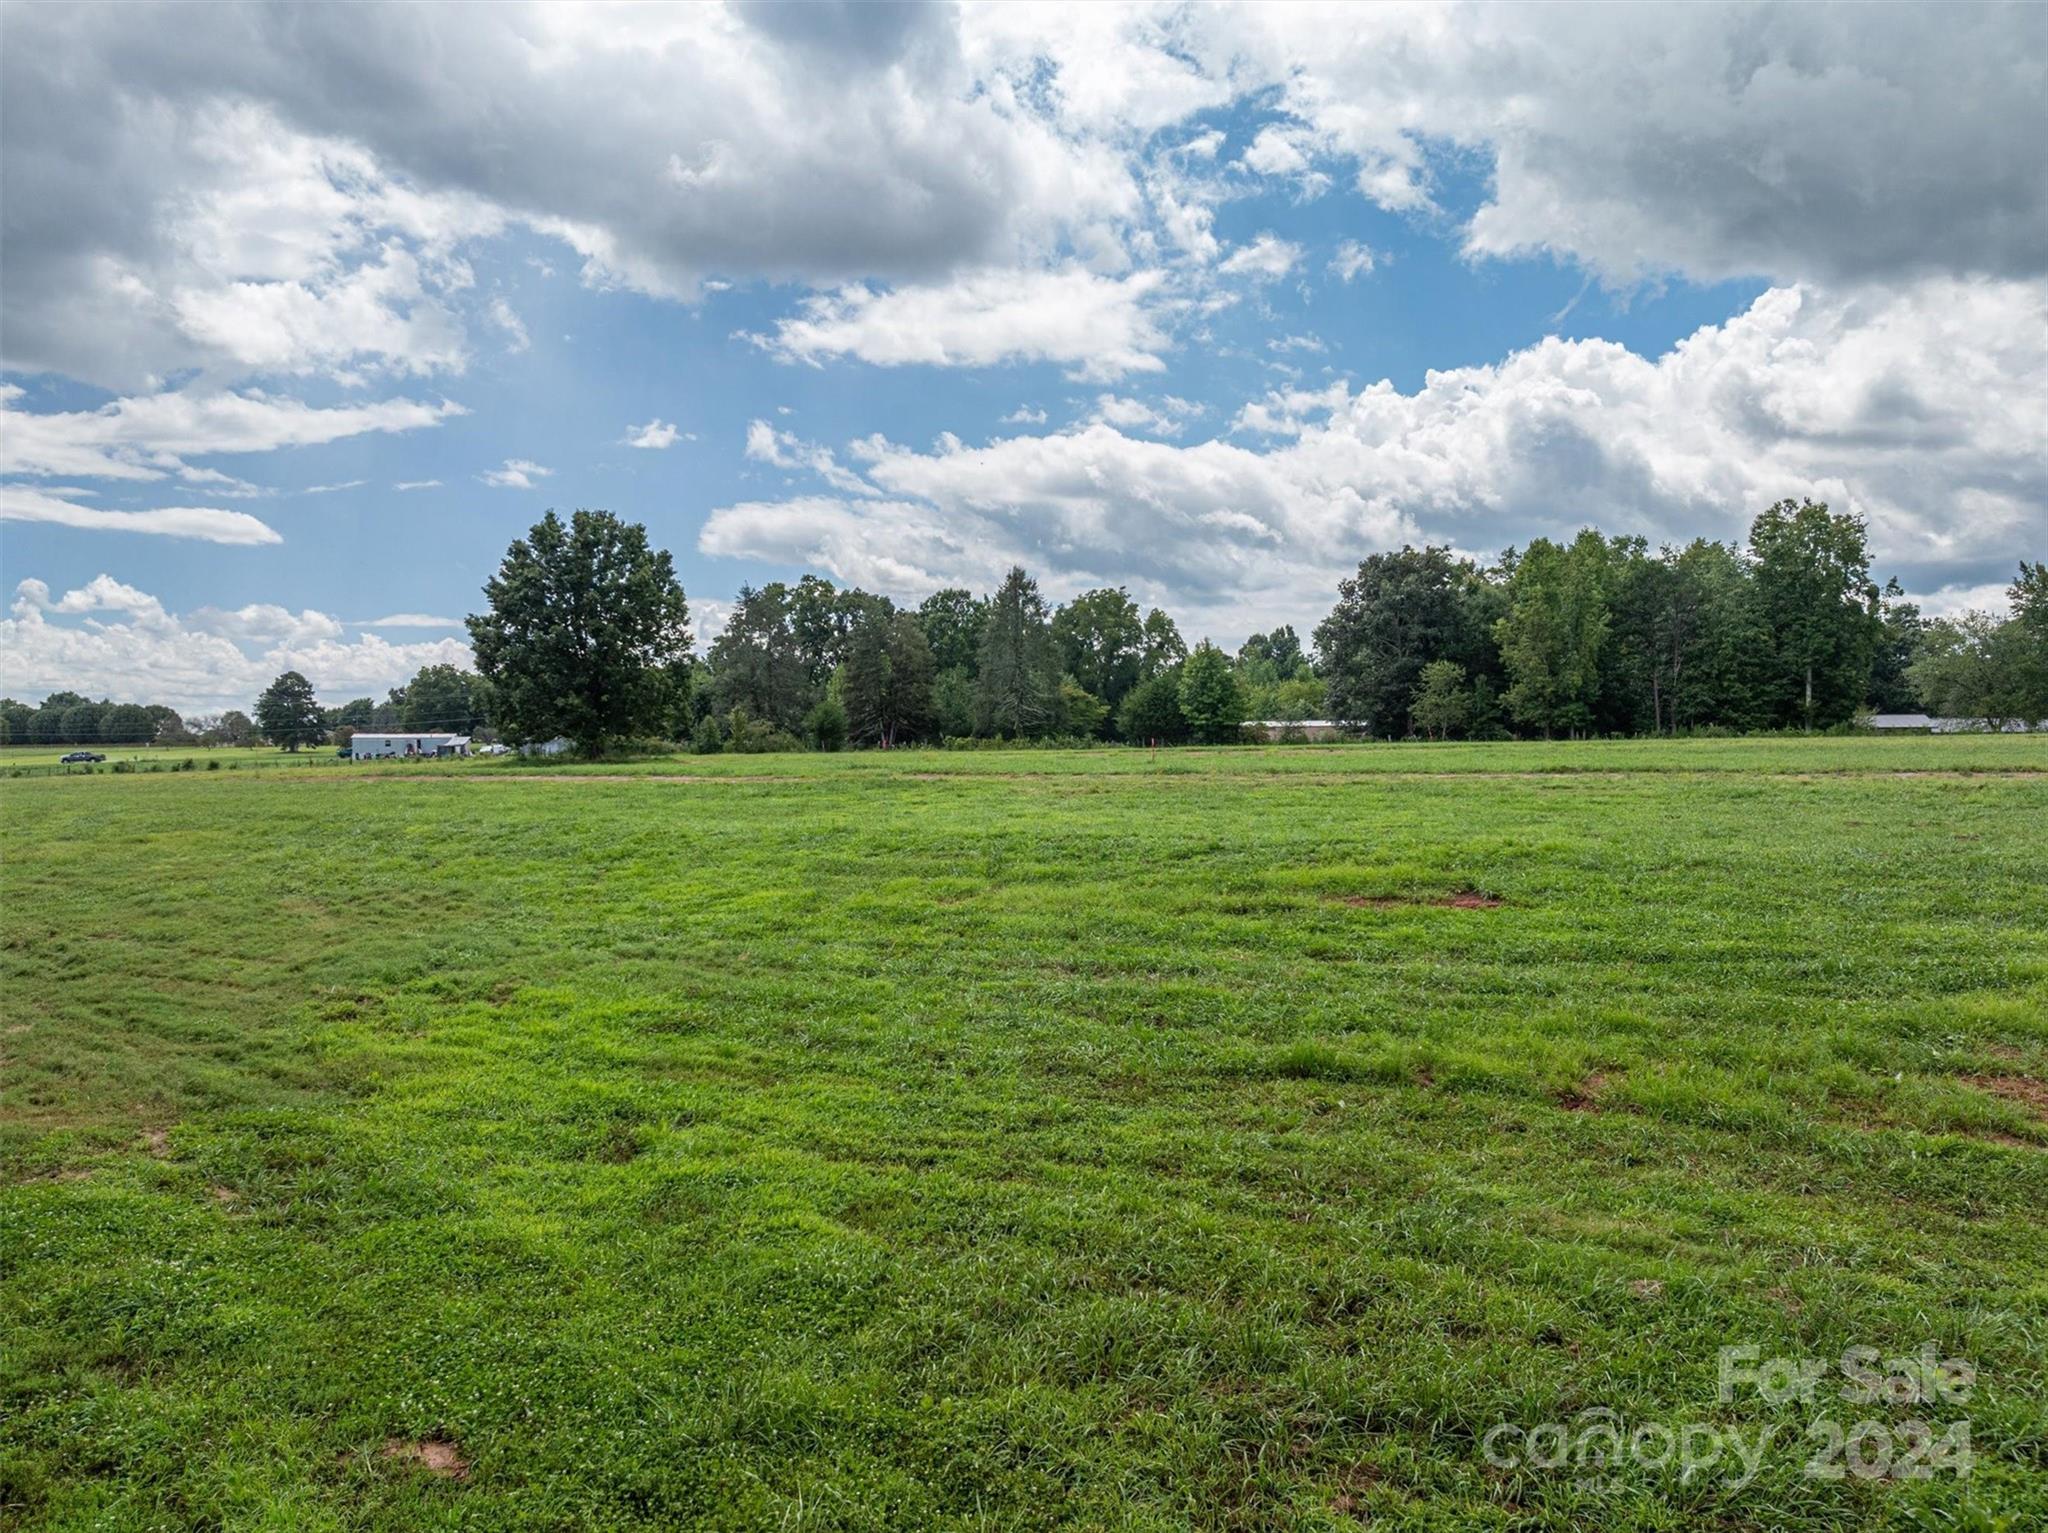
left=0, top=745, right=331, bottom=777
left=4, top=737, right=2045, bottom=1530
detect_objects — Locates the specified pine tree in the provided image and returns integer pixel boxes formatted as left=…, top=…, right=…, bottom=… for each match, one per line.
left=973, top=567, right=1060, bottom=737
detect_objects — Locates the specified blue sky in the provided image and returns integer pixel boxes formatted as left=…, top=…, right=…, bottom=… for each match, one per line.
left=2, top=2, right=2041, bottom=711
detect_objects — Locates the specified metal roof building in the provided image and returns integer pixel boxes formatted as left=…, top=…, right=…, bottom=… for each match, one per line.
left=349, top=732, right=471, bottom=758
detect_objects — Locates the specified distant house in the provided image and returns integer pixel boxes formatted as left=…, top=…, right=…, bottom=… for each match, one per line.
left=350, top=732, right=471, bottom=759
left=520, top=736, right=573, bottom=757
left=1246, top=720, right=1347, bottom=742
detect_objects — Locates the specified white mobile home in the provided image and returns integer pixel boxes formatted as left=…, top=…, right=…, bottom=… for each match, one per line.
left=349, top=732, right=471, bottom=759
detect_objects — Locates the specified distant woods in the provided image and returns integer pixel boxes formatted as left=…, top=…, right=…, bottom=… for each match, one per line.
left=10, top=501, right=2044, bottom=754
left=668, top=499, right=2046, bottom=752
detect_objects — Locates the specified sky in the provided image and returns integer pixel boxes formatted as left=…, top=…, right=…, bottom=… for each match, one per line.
left=2, top=0, right=2044, bottom=713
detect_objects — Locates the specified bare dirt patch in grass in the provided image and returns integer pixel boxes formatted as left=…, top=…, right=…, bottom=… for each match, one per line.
left=1334, top=889, right=1504, bottom=910
left=1558, top=1072, right=1611, bottom=1112
left=1965, top=1074, right=2048, bottom=1118
left=382, top=1437, right=470, bottom=1480
left=140, top=1128, right=171, bottom=1158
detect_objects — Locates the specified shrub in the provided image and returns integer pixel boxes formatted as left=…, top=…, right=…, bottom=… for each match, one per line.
left=940, top=733, right=1108, bottom=751
left=207, top=759, right=222, bottom=770
left=804, top=697, right=848, bottom=752
left=725, top=708, right=803, bottom=753
left=112, top=760, right=135, bottom=773
left=690, top=716, right=724, bottom=755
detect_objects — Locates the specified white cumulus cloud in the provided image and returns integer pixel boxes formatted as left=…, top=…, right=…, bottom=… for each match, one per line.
left=703, top=278, right=2048, bottom=642
left=743, top=420, right=874, bottom=496
left=623, top=418, right=682, bottom=450
left=478, top=458, right=552, bottom=489
left=2, top=575, right=472, bottom=711
left=1217, top=234, right=1302, bottom=282
left=751, top=267, right=1173, bottom=381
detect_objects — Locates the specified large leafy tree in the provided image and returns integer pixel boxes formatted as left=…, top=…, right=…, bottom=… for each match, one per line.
left=255, top=671, right=325, bottom=750
left=1052, top=587, right=1145, bottom=715
left=915, top=588, right=989, bottom=676
left=974, top=567, right=1061, bottom=737
left=790, top=574, right=893, bottom=687
left=1179, top=641, right=1247, bottom=744
left=2011, top=561, right=2048, bottom=721
left=1237, top=625, right=1313, bottom=683
left=1747, top=498, right=1880, bottom=729
left=840, top=612, right=937, bottom=747
left=1596, top=537, right=1662, bottom=735
left=59, top=701, right=106, bottom=743
left=1658, top=540, right=1770, bottom=732
left=1138, top=608, right=1186, bottom=679
left=1866, top=579, right=1926, bottom=714
left=2012, top=562, right=2048, bottom=646
left=1496, top=531, right=1613, bottom=739
left=1909, top=611, right=2048, bottom=729
left=1315, top=546, right=1498, bottom=737
left=468, top=509, right=692, bottom=756
left=707, top=583, right=811, bottom=730
left=144, top=704, right=185, bottom=743
left=399, top=665, right=493, bottom=734
left=102, top=702, right=155, bottom=744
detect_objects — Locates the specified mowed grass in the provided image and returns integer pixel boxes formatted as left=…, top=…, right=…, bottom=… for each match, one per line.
left=2, top=739, right=2045, bottom=1531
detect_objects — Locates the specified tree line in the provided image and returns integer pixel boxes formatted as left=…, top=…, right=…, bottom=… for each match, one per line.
left=10, top=502, right=2044, bottom=755
left=0, top=663, right=497, bottom=751
left=1320, top=504, right=2046, bottom=739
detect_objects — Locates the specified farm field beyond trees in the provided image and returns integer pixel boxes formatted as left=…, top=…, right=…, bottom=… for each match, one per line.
left=3, top=738, right=2046, bottom=1531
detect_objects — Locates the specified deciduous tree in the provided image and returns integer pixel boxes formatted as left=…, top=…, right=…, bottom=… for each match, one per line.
left=1117, top=668, right=1188, bottom=744
left=1496, top=531, right=1612, bottom=739
left=468, top=509, right=692, bottom=756
left=1179, top=641, right=1246, bottom=744
left=1748, top=498, right=1880, bottom=729
left=1052, top=588, right=1145, bottom=717
left=399, top=665, right=493, bottom=734
left=1411, top=660, right=1473, bottom=741
left=915, top=589, right=989, bottom=676
left=255, top=672, right=325, bottom=750
left=1316, top=546, right=1498, bottom=737
left=1910, top=611, right=2048, bottom=729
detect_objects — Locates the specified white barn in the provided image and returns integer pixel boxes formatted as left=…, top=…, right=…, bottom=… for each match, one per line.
left=1867, top=714, right=2046, bottom=733
left=349, top=732, right=471, bottom=759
